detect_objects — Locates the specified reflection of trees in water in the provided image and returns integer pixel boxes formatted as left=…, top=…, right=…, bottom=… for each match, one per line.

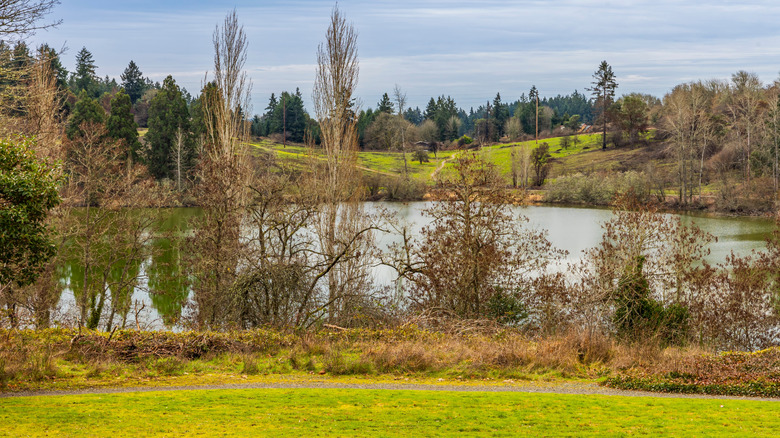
left=58, top=209, right=148, bottom=330
left=40, top=204, right=775, bottom=331
left=148, top=237, right=190, bottom=327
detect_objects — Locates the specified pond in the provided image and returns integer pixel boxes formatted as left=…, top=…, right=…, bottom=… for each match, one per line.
left=54, top=203, right=776, bottom=329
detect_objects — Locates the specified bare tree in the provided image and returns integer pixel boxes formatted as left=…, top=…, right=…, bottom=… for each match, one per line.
left=662, top=80, right=726, bottom=205
left=393, top=84, right=410, bottom=178
left=0, top=0, right=60, bottom=39
left=202, top=9, right=251, bottom=164
left=172, top=126, right=185, bottom=192
left=311, top=5, right=377, bottom=324
left=727, top=71, right=764, bottom=186
left=510, top=144, right=521, bottom=188
left=62, top=123, right=158, bottom=330
left=394, top=152, right=563, bottom=320
left=189, top=9, right=253, bottom=328
left=764, top=83, right=780, bottom=194
left=22, top=46, right=61, bottom=151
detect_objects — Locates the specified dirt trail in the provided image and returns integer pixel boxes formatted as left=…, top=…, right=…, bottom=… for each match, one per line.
left=3, top=380, right=778, bottom=402
left=431, top=154, right=456, bottom=180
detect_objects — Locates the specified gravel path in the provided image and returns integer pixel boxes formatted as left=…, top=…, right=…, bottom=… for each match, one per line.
left=3, top=380, right=779, bottom=402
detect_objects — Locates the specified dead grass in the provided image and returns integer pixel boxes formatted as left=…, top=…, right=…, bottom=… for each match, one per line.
left=0, top=327, right=729, bottom=393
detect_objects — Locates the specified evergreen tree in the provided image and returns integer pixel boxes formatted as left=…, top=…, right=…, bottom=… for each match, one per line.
left=356, top=108, right=376, bottom=147
left=120, top=60, right=145, bottom=104
left=145, top=75, right=193, bottom=180
left=189, top=81, right=218, bottom=141
left=403, top=106, right=423, bottom=125
left=492, top=93, right=509, bottom=137
left=106, top=89, right=142, bottom=162
left=377, top=92, right=394, bottom=114
left=11, top=41, right=30, bottom=70
left=66, top=90, right=105, bottom=140
left=278, top=89, right=307, bottom=142
left=433, top=95, right=459, bottom=140
left=72, top=47, right=98, bottom=97
left=588, top=60, right=618, bottom=149
left=261, top=92, right=279, bottom=135
left=250, top=114, right=262, bottom=137
left=424, top=97, right=437, bottom=120
left=260, top=89, right=310, bottom=142
left=266, top=92, right=278, bottom=111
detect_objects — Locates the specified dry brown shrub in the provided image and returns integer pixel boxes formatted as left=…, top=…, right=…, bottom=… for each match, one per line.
left=610, top=337, right=666, bottom=370
left=559, top=329, right=614, bottom=365
left=364, top=341, right=440, bottom=373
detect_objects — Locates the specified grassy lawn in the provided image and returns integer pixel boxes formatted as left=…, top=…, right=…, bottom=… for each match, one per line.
left=2, top=387, right=779, bottom=437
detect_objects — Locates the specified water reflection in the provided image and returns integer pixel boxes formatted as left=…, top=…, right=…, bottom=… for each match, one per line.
left=54, top=203, right=775, bottom=329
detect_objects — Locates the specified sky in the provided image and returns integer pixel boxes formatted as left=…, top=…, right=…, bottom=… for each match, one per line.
left=25, top=0, right=780, bottom=113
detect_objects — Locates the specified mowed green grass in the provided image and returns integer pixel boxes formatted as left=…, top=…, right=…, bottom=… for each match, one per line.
left=2, top=388, right=779, bottom=437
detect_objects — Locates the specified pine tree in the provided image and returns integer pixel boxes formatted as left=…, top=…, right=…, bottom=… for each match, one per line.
left=66, top=90, right=105, bottom=139
left=403, top=106, right=423, bottom=125
left=120, top=60, right=145, bottom=104
left=424, top=97, right=437, bottom=120
left=145, top=75, right=193, bottom=180
left=73, top=47, right=97, bottom=97
left=492, top=92, right=509, bottom=137
left=106, top=89, right=141, bottom=162
left=588, top=60, right=618, bottom=149
left=377, top=92, right=394, bottom=114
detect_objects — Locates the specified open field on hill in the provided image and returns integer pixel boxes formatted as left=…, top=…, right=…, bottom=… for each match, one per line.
left=250, top=139, right=459, bottom=181
left=250, top=133, right=669, bottom=187
left=2, top=387, right=779, bottom=437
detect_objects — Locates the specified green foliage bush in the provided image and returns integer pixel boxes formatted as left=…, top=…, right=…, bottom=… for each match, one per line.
left=0, top=138, right=61, bottom=289
left=486, top=290, right=528, bottom=326
left=457, top=135, right=473, bottom=147
left=612, top=257, right=689, bottom=345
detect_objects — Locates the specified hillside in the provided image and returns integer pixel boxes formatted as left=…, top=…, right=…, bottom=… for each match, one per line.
left=249, top=132, right=672, bottom=188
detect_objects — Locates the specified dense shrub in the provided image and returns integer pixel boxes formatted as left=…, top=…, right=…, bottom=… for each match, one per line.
left=612, top=257, right=689, bottom=346
left=457, top=135, right=473, bottom=147
left=545, top=171, right=651, bottom=205
left=383, top=175, right=427, bottom=201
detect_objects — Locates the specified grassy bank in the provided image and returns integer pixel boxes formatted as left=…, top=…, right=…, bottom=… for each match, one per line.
left=3, top=387, right=780, bottom=436
left=3, top=328, right=779, bottom=398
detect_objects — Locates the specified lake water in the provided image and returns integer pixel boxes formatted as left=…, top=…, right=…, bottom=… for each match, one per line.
left=55, top=203, right=776, bottom=329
